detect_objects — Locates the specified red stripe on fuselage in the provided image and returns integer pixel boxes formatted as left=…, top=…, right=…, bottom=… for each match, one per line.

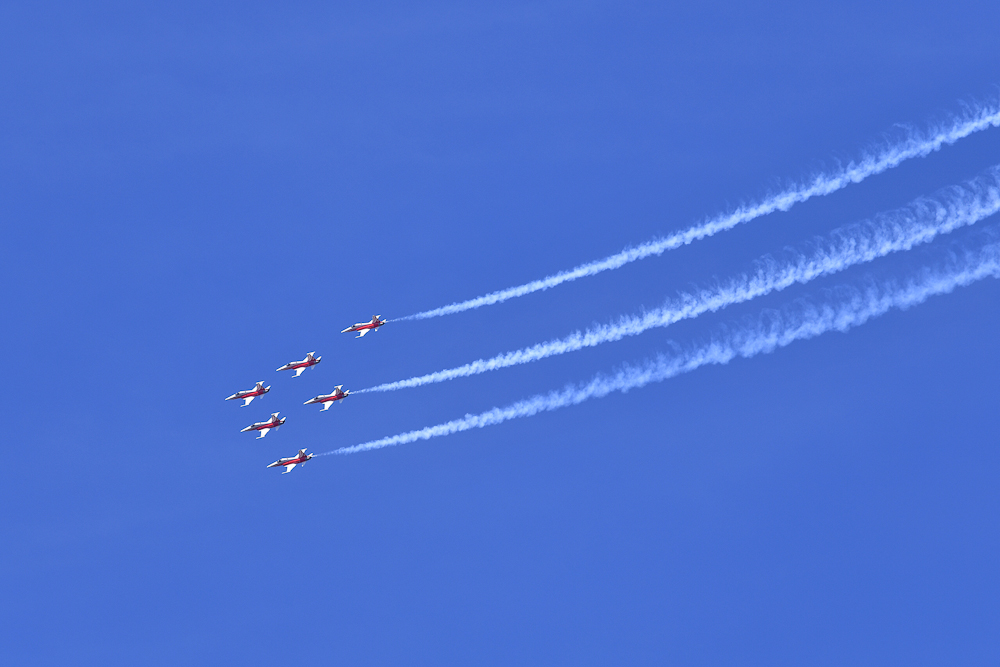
left=239, top=389, right=266, bottom=398
left=276, top=456, right=308, bottom=466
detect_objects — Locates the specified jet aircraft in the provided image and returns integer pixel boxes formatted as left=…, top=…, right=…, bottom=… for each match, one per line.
left=267, top=448, right=314, bottom=474
left=341, top=315, right=386, bottom=338
left=304, top=385, right=350, bottom=410
left=276, top=352, right=322, bottom=377
left=225, top=381, right=270, bottom=407
left=241, top=412, right=286, bottom=439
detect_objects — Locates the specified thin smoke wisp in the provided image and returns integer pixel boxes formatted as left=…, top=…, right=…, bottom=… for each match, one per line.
left=325, top=237, right=1000, bottom=456
left=398, top=101, right=1000, bottom=321
left=358, top=167, right=1000, bottom=394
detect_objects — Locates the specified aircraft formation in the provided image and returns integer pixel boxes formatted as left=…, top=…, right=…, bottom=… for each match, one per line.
left=212, top=102, right=1000, bottom=472
left=225, top=316, right=385, bottom=473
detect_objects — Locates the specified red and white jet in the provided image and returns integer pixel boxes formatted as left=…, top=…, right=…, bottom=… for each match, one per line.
left=267, top=448, right=314, bottom=474
left=225, top=381, right=270, bottom=407
left=341, top=315, right=386, bottom=338
left=304, top=385, right=350, bottom=411
left=276, top=351, right=322, bottom=377
left=241, top=412, right=286, bottom=439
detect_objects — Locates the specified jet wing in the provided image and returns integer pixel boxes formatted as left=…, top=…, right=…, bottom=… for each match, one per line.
left=293, top=367, right=306, bottom=377
left=257, top=427, right=271, bottom=439
left=242, top=395, right=256, bottom=407
left=282, top=463, right=298, bottom=474
left=356, top=328, right=370, bottom=337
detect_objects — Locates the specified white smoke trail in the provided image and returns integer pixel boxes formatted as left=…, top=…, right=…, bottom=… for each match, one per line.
left=398, top=102, right=1000, bottom=321
left=359, top=167, right=1000, bottom=393
left=324, top=238, right=1000, bottom=456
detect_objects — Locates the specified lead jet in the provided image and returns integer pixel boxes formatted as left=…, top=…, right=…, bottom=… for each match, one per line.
left=267, top=448, right=314, bottom=474
left=276, top=352, right=322, bottom=377
left=341, top=315, right=386, bottom=338
left=225, top=381, right=270, bottom=407
left=241, top=412, right=286, bottom=439
left=304, top=385, right=350, bottom=411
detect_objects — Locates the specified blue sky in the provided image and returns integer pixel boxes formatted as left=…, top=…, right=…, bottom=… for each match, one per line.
left=2, top=2, right=999, bottom=664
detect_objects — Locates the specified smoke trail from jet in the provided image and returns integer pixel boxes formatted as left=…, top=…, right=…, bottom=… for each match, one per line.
left=357, top=167, right=1000, bottom=394
left=396, top=101, right=1000, bottom=322
left=324, top=237, right=1000, bottom=456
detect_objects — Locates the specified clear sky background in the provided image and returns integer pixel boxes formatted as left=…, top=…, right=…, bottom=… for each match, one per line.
left=2, top=2, right=999, bottom=665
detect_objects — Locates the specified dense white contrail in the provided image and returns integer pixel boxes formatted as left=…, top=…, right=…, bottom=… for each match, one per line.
left=358, top=168, right=1000, bottom=393
left=396, top=101, right=1000, bottom=322
left=324, top=237, right=1000, bottom=456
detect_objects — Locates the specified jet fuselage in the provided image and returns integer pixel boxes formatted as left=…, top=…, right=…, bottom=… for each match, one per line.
left=277, top=354, right=321, bottom=376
